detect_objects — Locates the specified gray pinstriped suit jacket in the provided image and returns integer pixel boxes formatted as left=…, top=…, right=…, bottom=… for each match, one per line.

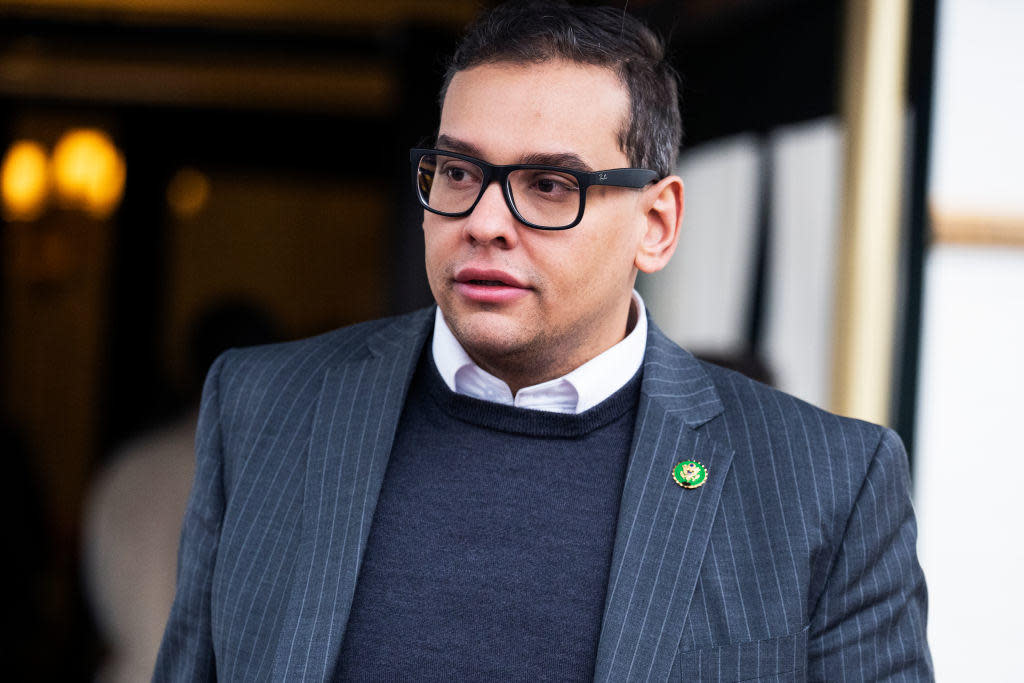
left=154, top=307, right=932, bottom=682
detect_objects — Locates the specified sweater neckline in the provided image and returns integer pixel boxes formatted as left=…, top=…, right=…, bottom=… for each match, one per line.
left=421, top=351, right=642, bottom=439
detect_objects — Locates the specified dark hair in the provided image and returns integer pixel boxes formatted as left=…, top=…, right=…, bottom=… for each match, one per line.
left=440, top=0, right=682, bottom=178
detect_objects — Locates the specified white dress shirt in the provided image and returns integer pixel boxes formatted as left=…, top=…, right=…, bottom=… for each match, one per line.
left=431, top=291, right=647, bottom=414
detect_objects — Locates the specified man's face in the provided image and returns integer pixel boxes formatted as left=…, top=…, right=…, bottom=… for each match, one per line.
left=424, top=60, right=650, bottom=387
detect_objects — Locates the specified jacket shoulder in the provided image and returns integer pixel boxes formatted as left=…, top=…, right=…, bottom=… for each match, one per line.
left=201, top=308, right=431, bottom=434
left=697, top=359, right=893, bottom=454
left=215, top=307, right=432, bottom=379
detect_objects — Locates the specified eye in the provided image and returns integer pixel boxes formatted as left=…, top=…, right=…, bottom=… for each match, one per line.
left=439, top=159, right=481, bottom=187
left=529, top=173, right=578, bottom=198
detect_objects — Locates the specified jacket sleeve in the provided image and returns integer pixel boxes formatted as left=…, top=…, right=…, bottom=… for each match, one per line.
left=808, top=428, right=934, bottom=681
left=153, top=352, right=230, bottom=682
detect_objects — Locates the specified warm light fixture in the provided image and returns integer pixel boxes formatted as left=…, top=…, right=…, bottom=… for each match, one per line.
left=1, top=140, right=50, bottom=221
left=51, top=128, right=126, bottom=220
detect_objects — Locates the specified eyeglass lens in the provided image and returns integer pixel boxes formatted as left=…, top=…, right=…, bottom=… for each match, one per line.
left=416, top=153, right=581, bottom=228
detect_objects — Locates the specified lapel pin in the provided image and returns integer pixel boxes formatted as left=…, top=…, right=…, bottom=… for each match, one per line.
left=672, top=460, right=707, bottom=489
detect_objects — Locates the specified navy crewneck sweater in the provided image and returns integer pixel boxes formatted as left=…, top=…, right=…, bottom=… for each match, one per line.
left=336, top=349, right=641, bottom=681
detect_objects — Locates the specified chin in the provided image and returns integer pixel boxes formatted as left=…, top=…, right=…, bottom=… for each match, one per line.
left=448, top=310, right=536, bottom=357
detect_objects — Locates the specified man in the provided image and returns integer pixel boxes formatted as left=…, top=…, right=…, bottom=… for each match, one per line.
left=155, top=2, right=932, bottom=681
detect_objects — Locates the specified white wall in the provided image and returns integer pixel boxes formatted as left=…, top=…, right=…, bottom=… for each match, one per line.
left=763, top=119, right=843, bottom=410
left=915, top=1, right=1024, bottom=679
left=929, top=0, right=1024, bottom=216
left=915, top=247, right=1024, bottom=681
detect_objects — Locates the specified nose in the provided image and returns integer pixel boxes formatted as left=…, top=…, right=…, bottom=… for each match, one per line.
left=462, top=180, right=519, bottom=248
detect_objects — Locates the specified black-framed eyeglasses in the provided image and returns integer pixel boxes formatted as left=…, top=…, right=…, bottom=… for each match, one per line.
left=410, top=147, right=659, bottom=230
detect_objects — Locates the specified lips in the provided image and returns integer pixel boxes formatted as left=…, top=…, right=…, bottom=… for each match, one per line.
left=453, top=267, right=530, bottom=304
left=455, top=267, right=528, bottom=288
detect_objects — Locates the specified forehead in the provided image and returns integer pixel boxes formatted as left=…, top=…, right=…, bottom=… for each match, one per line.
left=439, top=60, right=630, bottom=168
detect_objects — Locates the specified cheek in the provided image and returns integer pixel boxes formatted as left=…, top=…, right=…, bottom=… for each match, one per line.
left=574, top=220, right=639, bottom=284
left=422, top=238, right=451, bottom=300
left=538, top=239, right=616, bottom=299
left=422, top=219, right=451, bottom=270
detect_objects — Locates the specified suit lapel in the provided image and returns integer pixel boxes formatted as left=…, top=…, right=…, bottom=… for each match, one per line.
left=595, top=322, right=735, bottom=682
left=272, top=311, right=432, bottom=681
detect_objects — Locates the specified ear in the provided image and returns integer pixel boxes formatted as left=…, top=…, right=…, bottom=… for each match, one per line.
left=634, top=175, right=684, bottom=273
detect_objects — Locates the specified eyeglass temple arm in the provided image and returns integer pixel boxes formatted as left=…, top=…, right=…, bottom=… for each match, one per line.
left=588, top=168, right=660, bottom=188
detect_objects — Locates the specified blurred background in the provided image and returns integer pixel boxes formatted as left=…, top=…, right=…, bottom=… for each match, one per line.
left=0, top=0, right=1020, bottom=680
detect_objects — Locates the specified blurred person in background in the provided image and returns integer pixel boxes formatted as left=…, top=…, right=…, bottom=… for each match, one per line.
left=155, top=2, right=931, bottom=680
left=83, top=301, right=278, bottom=682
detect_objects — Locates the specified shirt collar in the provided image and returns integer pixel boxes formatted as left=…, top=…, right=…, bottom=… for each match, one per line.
left=431, top=291, right=647, bottom=414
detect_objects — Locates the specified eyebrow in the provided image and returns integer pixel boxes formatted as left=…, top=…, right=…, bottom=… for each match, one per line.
left=435, top=134, right=595, bottom=173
